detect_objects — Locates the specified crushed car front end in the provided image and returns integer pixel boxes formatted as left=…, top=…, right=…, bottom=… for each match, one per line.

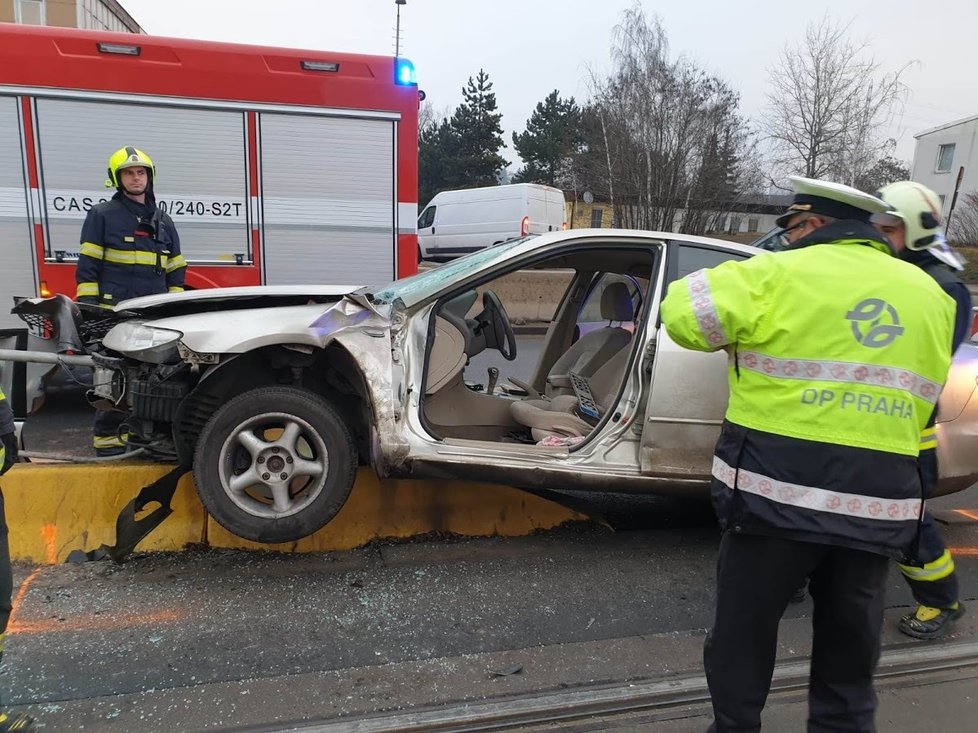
left=89, top=287, right=375, bottom=462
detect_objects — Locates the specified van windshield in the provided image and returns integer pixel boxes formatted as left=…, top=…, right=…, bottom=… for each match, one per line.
left=368, top=237, right=533, bottom=307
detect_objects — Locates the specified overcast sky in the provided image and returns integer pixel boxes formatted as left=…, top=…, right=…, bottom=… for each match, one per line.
left=120, top=0, right=978, bottom=172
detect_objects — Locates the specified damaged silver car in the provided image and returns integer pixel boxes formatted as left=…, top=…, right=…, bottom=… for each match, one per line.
left=17, top=230, right=978, bottom=543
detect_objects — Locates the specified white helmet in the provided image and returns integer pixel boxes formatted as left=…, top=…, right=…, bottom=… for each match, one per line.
left=874, top=181, right=964, bottom=270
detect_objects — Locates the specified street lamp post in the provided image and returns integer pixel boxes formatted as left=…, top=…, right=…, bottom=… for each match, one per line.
left=395, top=0, right=406, bottom=58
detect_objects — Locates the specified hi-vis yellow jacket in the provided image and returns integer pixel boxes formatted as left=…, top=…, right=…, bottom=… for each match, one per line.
left=660, top=221, right=955, bottom=558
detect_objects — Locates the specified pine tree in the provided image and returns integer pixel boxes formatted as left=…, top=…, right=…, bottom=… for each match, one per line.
left=446, top=70, right=508, bottom=187
left=419, top=119, right=458, bottom=207
left=512, top=91, right=583, bottom=186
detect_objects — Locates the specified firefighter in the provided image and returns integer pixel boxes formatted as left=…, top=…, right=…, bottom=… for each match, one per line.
left=872, top=180, right=971, bottom=640
left=0, top=391, right=36, bottom=732
left=75, top=147, right=186, bottom=456
left=660, top=176, right=955, bottom=732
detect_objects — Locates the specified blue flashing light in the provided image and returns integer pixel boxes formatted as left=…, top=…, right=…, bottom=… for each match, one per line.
left=395, top=58, right=417, bottom=86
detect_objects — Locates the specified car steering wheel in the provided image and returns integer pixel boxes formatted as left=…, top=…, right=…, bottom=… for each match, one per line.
left=483, top=289, right=517, bottom=361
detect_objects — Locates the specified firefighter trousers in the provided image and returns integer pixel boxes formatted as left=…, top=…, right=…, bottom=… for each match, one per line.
left=704, top=531, right=889, bottom=733
left=898, top=510, right=958, bottom=609
left=93, top=409, right=128, bottom=456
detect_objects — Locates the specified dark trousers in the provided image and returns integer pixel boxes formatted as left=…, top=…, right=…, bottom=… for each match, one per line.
left=93, top=408, right=127, bottom=453
left=899, top=511, right=958, bottom=609
left=705, top=531, right=889, bottom=733
left=897, top=448, right=958, bottom=609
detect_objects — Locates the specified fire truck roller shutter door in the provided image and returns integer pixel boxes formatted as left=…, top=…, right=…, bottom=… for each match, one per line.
left=259, top=113, right=396, bottom=286
left=0, top=96, right=36, bottom=328
left=35, top=98, right=249, bottom=265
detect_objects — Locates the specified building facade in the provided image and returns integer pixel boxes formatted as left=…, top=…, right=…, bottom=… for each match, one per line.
left=564, top=192, right=789, bottom=239
left=0, top=0, right=142, bottom=33
left=911, top=115, right=978, bottom=217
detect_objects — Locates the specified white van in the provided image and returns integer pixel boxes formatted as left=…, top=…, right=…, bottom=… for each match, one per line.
left=417, top=183, right=567, bottom=261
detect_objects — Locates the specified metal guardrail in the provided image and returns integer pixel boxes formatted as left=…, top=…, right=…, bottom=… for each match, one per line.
left=0, top=348, right=94, bottom=367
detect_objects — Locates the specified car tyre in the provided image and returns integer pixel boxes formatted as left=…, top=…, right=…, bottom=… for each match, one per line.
left=193, top=385, right=357, bottom=543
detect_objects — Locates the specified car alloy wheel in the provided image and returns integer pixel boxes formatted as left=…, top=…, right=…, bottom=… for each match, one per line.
left=194, top=386, right=357, bottom=543
left=219, top=412, right=329, bottom=519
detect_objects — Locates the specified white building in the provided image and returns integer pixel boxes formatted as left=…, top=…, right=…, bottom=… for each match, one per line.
left=911, top=115, right=978, bottom=218
left=0, top=0, right=142, bottom=33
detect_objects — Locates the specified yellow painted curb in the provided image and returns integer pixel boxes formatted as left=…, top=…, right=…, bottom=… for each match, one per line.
left=2, top=462, right=205, bottom=564
left=1, top=464, right=588, bottom=563
left=207, top=470, right=589, bottom=553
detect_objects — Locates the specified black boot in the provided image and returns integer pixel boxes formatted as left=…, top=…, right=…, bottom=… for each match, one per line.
left=898, top=603, right=965, bottom=640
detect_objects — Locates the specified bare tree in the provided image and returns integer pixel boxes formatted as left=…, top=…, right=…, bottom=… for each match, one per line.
left=947, top=191, right=978, bottom=246
left=764, top=17, right=908, bottom=185
left=581, top=4, right=759, bottom=233
left=852, top=149, right=909, bottom=193
left=419, top=100, right=437, bottom=136
left=419, top=100, right=452, bottom=137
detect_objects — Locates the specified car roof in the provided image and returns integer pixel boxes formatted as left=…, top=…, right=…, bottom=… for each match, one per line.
left=374, top=229, right=764, bottom=308
left=528, top=228, right=763, bottom=256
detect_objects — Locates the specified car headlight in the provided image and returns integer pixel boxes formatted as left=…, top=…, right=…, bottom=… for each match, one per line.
left=102, top=321, right=183, bottom=363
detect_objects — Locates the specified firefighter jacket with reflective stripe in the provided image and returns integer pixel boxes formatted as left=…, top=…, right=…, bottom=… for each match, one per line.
left=75, top=192, right=186, bottom=305
left=660, top=220, right=956, bottom=558
left=904, top=248, right=973, bottom=352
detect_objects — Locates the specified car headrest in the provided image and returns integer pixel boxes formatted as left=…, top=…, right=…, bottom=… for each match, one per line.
left=600, top=282, right=633, bottom=323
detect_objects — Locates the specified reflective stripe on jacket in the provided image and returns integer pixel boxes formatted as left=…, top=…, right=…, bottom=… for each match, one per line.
left=75, top=192, right=185, bottom=305
left=660, top=220, right=956, bottom=557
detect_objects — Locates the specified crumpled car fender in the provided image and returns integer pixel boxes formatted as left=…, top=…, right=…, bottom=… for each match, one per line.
left=310, top=298, right=410, bottom=474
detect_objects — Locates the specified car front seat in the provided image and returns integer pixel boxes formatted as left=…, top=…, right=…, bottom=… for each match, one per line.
left=542, top=281, right=634, bottom=397
left=510, top=346, right=632, bottom=441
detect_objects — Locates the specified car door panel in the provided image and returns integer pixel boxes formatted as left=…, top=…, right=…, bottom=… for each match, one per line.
left=640, top=241, right=747, bottom=479
left=641, top=326, right=728, bottom=478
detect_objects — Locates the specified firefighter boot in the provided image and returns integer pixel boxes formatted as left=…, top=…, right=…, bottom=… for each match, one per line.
left=0, top=711, right=36, bottom=731
left=898, top=602, right=965, bottom=640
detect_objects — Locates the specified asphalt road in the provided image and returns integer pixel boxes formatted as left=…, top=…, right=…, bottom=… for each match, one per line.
left=5, top=485, right=978, bottom=731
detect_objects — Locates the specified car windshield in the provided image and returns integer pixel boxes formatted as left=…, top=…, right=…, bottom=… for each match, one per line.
left=750, top=227, right=790, bottom=252
left=367, top=238, right=533, bottom=306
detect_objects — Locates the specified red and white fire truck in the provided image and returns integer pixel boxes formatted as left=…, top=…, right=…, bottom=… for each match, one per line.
left=0, top=23, right=420, bottom=328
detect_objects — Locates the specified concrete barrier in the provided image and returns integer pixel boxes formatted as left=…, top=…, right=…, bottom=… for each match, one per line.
left=420, top=263, right=573, bottom=325
left=1, top=463, right=588, bottom=564
left=478, top=269, right=574, bottom=324
left=4, top=463, right=205, bottom=564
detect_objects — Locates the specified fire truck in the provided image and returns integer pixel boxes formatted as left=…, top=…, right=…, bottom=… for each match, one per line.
left=0, top=23, right=420, bottom=329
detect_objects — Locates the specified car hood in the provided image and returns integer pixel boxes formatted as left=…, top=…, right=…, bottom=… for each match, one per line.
left=115, top=285, right=362, bottom=318
left=138, top=303, right=341, bottom=354
left=105, top=287, right=393, bottom=356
